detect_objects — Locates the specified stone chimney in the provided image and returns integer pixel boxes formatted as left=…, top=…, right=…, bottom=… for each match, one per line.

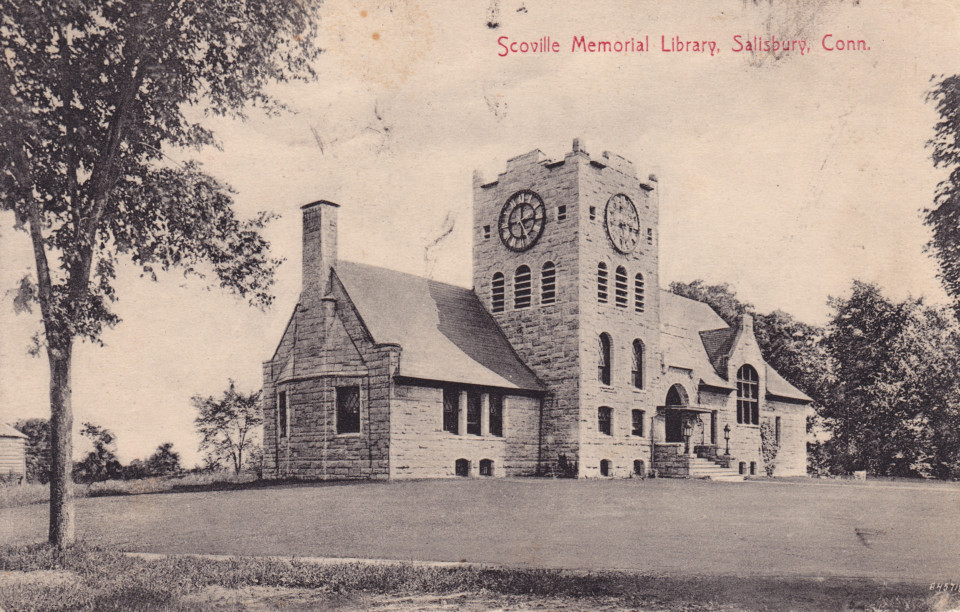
left=301, top=200, right=339, bottom=311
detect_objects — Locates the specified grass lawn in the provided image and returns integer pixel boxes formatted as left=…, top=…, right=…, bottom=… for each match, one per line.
left=0, top=478, right=957, bottom=610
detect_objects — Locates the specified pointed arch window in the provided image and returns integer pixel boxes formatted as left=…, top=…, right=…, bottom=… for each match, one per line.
left=514, top=265, right=531, bottom=309
left=541, top=261, right=556, bottom=305
left=598, top=333, right=612, bottom=385
left=737, top=364, right=760, bottom=425
left=634, top=273, right=645, bottom=313
left=631, top=339, right=644, bottom=389
left=615, top=266, right=628, bottom=308
left=597, top=262, right=608, bottom=303
left=491, top=272, right=505, bottom=313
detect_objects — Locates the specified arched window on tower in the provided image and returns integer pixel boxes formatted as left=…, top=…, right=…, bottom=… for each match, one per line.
left=491, top=272, right=504, bottom=313
left=615, top=266, right=628, bottom=308
left=541, top=261, right=556, bottom=305
left=634, top=273, right=645, bottom=313
left=632, top=339, right=644, bottom=389
left=597, top=262, right=608, bottom=303
left=514, top=265, right=531, bottom=309
left=598, top=333, right=612, bottom=385
left=737, top=364, right=760, bottom=425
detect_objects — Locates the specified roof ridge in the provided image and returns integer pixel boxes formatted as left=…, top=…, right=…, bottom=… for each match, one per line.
left=338, top=260, right=473, bottom=292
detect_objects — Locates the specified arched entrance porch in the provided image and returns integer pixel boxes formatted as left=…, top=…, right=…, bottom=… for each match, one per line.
left=653, top=384, right=732, bottom=478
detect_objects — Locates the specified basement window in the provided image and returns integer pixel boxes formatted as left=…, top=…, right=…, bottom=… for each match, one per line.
left=479, top=459, right=494, bottom=476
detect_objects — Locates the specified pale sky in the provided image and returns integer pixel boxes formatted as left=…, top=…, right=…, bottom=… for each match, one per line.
left=1, top=0, right=958, bottom=466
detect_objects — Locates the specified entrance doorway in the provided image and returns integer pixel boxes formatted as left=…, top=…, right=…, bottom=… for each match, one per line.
left=664, top=384, right=688, bottom=443
left=665, top=410, right=683, bottom=443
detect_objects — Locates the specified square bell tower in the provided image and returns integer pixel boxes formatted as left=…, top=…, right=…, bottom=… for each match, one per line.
left=472, top=139, right=661, bottom=477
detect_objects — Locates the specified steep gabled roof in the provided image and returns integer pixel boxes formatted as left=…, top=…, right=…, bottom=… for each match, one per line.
left=764, top=365, right=813, bottom=402
left=660, top=290, right=811, bottom=402
left=660, top=291, right=732, bottom=389
left=699, top=327, right=737, bottom=374
left=334, top=261, right=544, bottom=392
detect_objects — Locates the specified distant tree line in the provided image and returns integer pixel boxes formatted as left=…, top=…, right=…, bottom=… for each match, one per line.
left=671, top=279, right=960, bottom=479
left=13, top=379, right=264, bottom=484
left=13, top=419, right=184, bottom=484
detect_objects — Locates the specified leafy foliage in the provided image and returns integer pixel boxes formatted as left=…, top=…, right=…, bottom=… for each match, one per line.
left=192, top=381, right=263, bottom=475
left=0, top=0, right=320, bottom=544
left=821, top=281, right=960, bottom=478
left=13, top=418, right=50, bottom=483
left=145, top=442, right=182, bottom=478
left=73, top=423, right=122, bottom=484
left=927, top=75, right=960, bottom=315
left=759, top=420, right=779, bottom=476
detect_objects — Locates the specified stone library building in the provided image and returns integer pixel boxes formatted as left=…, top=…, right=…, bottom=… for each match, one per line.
left=262, top=140, right=810, bottom=480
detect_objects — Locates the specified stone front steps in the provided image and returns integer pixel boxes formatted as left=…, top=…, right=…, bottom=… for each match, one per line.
left=687, top=456, right=744, bottom=482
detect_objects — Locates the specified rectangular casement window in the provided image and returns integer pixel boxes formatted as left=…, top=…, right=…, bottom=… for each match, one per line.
left=483, top=225, right=491, bottom=239
left=336, top=386, right=360, bottom=434
left=443, top=388, right=459, bottom=434
left=775, top=416, right=782, bottom=445
left=277, top=391, right=288, bottom=438
left=557, top=205, right=567, bottom=222
left=467, top=392, right=482, bottom=436
left=589, top=206, right=597, bottom=221
left=631, top=409, right=644, bottom=437
left=647, top=228, right=653, bottom=244
left=598, top=407, right=612, bottom=435
left=489, top=394, right=503, bottom=437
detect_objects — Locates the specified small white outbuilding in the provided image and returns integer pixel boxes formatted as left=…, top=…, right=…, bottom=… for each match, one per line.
left=0, top=423, right=27, bottom=483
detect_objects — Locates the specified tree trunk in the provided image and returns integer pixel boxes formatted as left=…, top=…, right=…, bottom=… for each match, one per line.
left=48, top=346, right=75, bottom=548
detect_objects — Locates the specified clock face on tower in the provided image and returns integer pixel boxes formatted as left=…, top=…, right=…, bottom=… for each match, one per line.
left=604, top=193, right=641, bottom=254
left=499, top=190, right=546, bottom=252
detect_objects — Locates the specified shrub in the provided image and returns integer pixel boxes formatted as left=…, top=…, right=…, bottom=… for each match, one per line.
left=760, top=420, right=780, bottom=476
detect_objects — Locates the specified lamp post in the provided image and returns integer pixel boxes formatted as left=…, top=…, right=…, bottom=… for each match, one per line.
left=683, top=420, right=693, bottom=455
left=723, top=424, right=731, bottom=457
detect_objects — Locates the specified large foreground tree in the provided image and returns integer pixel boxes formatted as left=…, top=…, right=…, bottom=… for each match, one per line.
left=927, top=76, right=960, bottom=314
left=0, top=1, right=320, bottom=546
left=821, top=281, right=960, bottom=478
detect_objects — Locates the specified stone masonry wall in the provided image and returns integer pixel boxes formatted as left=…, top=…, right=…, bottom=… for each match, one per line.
left=389, top=384, right=540, bottom=478
left=263, top=261, right=397, bottom=479
left=473, top=149, right=583, bottom=474
left=576, top=148, right=662, bottom=478
left=765, top=400, right=808, bottom=476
